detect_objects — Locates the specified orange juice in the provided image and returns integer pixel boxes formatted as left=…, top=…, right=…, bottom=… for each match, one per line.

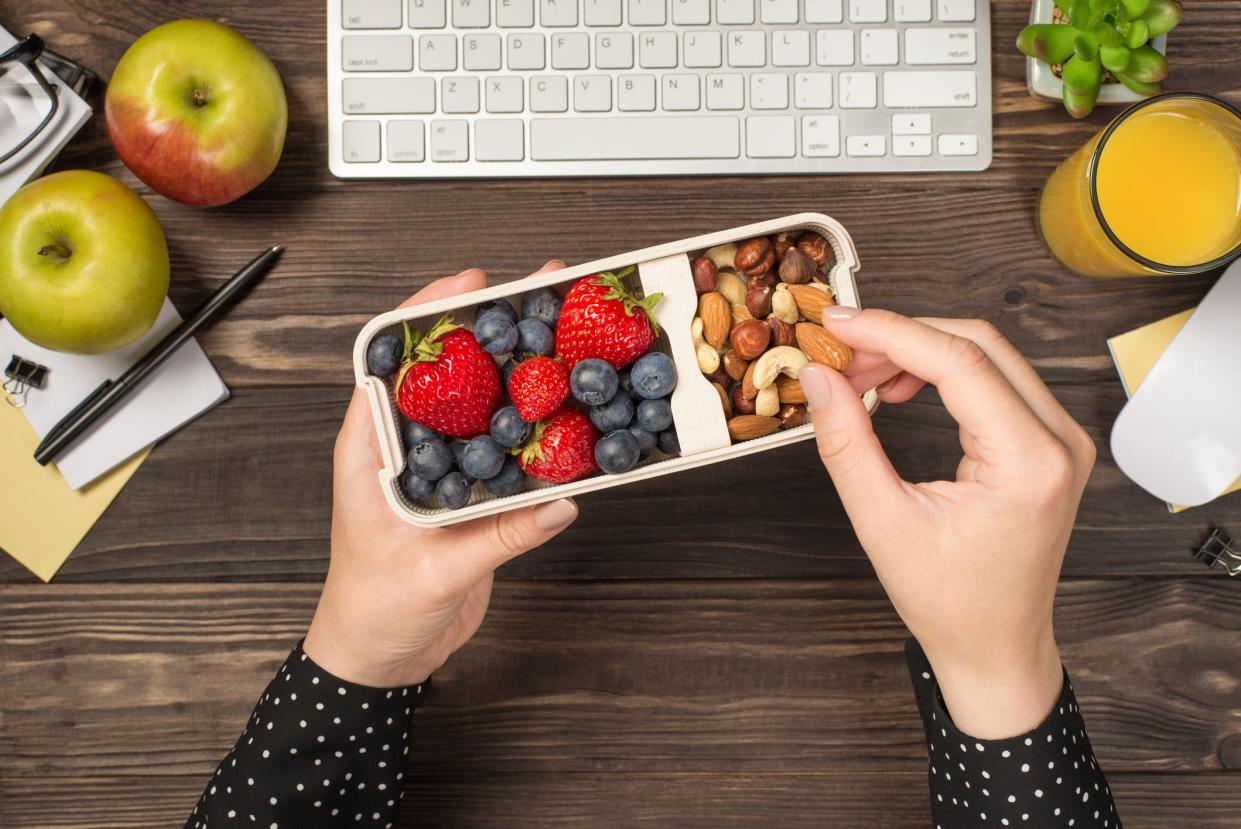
left=1039, top=94, right=1241, bottom=277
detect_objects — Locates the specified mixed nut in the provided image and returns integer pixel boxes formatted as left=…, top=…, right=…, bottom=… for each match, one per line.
left=688, top=230, right=853, bottom=443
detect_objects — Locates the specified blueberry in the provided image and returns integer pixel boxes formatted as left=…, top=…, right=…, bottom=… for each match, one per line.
left=516, top=318, right=554, bottom=357
left=435, top=471, right=473, bottom=510
left=407, top=437, right=453, bottom=480
left=657, top=429, right=680, bottom=455
left=589, top=394, right=634, bottom=433
left=366, top=334, right=403, bottom=377
left=501, top=358, right=520, bottom=389
left=475, top=312, right=519, bottom=355
left=617, top=369, right=636, bottom=398
left=449, top=442, right=477, bottom=485
left=475, top=300, right=517, bottom=326
left=570, top=358, right=619, bottom=406
left=594, top=429, right=641, bottom=474
left=483, top=456, right=526, bottom=497
left=402, top=419, right=439, bottom=447
left=399, top=468, right=435, bottom=502
left=462, top=435, right=506, bottom=480
left=490, top=405, right=532, bottom=449
left=630, top=352, right=678, bottom=399
left=635, top=397, right=673, bottom=432
left=628, top=426, right=656, bottom=457
left=521, top=287, right=563, bottom=327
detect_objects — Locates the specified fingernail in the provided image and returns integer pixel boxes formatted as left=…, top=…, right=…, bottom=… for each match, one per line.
left=798, top=365, right=832, bottom=412
left=534, top=498, right=578, bottom=530
left=543, top=259, right=565, bottom=270
left=823, top=305, right=860, bottom=324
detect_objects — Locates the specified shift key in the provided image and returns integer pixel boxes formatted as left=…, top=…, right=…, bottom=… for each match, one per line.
left=882, top=71, right=976, bottom=108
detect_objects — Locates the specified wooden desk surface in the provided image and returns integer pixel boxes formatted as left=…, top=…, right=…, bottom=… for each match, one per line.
left=3, top=1, right=1240, bottom=826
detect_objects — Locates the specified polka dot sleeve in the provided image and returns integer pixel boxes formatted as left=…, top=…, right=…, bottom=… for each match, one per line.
left=185, top=641, right=425, bottom=829
left=905, top=639, right=1121, bottom=829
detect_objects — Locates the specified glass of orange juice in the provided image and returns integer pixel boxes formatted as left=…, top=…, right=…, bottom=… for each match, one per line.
left=1039, top=93, right=1241, bottom=278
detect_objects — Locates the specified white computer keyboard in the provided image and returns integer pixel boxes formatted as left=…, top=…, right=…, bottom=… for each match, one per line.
left=327, top=0, right=991, bottom=178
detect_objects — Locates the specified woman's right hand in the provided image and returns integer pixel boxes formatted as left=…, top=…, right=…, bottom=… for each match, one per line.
left=797, top=309, right=1096, bottom=739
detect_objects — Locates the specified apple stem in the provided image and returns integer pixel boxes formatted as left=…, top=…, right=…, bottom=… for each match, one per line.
left=37, top=241, right=73, bottom=264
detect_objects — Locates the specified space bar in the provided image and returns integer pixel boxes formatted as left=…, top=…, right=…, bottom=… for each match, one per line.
left=531, top=116, right=741, bottom=161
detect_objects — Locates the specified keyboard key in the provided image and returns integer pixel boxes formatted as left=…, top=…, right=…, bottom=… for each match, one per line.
left=344, top=0, right=402, bottom=28
left=937, top=0, right=974, bottom=21
left=342, top=120, right=381, bottom=162
left=485, top=76, right=524, bottom=111
left=672, top=0, right=712, bottom=25
left=530, top=116, right=740, bottom=159
left=794, top=72, right=832, bottom=108
left=530, top=75, right=569, bottom=111
left=802, top=114, right=840, bottom=156
left=883, top=70, right=976, bottom=107
left=838, top=71, right=876, bottom=108
left=805, top=0, right=844, bottom=22
left=342, top=36, right=414, bottom=72
left=430, top=119, right=469, bottom=161
left=728, top=31, right=765, bottom=67
left=618, top=74, right=657, bottom=110
left=508, top=33, right=546, bottom=69
left=891, top=112, right=930, bottom=133
left=684, top=32, right=723, bottom=68
left=746, top=115, right=795, bottom=158
left=442, top=76, right=480, bottom=112
left=551, top=32, right=590, bottom=69
left=904, top=28, right=976, bottom=64
left=892, top=134, right=931, bottom=155
left=760, top=0, right=799, bottom=23
left=541, top=0, right=579, bottom=25
left=574, top=74, right=612, bottom=111
left=749, top=73, right=788, bottom=109
left=387, top=120, right=426, bottom=162
left=662, top=74, right=701, bottom=110
left=938, top=132, right=978, bottom=155
left=409, top=0, right=446, bottom=27
left=463, top=34, right=502, bottom=70
left=849, top=0, right=886, bottom=23
left=452, top=0, right=489, bottom=27
left=846, top=134, right=885, bottom=155
left=816, top=30, right=854, bottom=66
left=419, top=35, right=457, bottom=70
left=497, top=0, right=535, bottom=26
left=860, top=29, right=898, bottom=65
left=585, top=0, right=624, bottom=24
left=706, top=73, right=745, bottom=109
left=629, top=0, right=667, bottom=24
left=772, top=30, right=811, bottom=67
left=894, top=0, right=930, bottom=20
left=717, top=0, right=755, bottom=24
left=343, top=77, right=436, bottom=113
left=475, top=118, right=525, bottom=160
left=639, top=32, right=678, bottom=68
left=596, top=33, right=634, bottom=68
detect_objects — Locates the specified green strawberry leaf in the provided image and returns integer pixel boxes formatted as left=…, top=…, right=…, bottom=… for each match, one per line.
left=412, top=315, right=461, bottom=363
left=517, top=419, right=549, bottom=465
left=595, top=268, right=664, bottom=333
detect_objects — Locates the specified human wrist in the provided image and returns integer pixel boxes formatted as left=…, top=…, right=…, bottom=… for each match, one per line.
left=304, top=609, right=432, bottom=689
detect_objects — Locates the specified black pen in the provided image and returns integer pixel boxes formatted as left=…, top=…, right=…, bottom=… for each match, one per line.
left=34, top=245, right=285, bottom=466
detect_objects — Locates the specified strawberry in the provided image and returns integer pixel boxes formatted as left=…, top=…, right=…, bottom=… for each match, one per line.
left=396, top=316, right=500, bottom=439
left=507, top=356, right=569, bottom=423
left=554, top=267, right=663, bottom=371
left=518, top=407, right=600, bottom=484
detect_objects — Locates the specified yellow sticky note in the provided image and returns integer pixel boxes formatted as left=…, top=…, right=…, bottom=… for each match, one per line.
left=1107, top=309, right=1241, bottom=512
left=0, top=402, right=148, bottom=581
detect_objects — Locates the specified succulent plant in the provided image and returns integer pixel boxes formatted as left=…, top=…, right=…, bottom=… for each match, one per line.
left=1018, top=0, right=1182, bottom=118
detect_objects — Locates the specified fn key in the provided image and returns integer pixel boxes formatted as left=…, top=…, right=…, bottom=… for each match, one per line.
left=343, top=121, right=381, bottom=163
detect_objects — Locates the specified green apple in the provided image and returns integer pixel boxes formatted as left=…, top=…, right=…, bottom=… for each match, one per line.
left=0, top=170, right=170, bottom=354
left=105, top=19, right=287, bottom=208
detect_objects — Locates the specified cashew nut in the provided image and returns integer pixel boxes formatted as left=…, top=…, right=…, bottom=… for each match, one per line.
left=752, top=346, right=810, bottom=390
left=692, top=316, right=720, bottom=375
left=731, top=303, right=753, bottom=325
left=755, top=384, right=780, bottom=417
left=716, top=270, right=747, bottom=307
left=771, top=286, right=799, bottom=324
left=704, top=243, right=738, bottom=272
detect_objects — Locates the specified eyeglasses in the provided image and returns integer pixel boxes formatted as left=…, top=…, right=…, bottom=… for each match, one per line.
left=0, top=34, right=98, bottom=165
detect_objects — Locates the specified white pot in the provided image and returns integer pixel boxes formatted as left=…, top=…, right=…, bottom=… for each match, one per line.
left=1026, top=0, right=1168, bottom=106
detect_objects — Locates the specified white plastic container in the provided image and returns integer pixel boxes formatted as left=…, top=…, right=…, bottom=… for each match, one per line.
left=352, top=213, right=876, bottom=527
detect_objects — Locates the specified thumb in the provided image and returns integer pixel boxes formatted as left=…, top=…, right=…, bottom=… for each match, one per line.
left=445, top=498, right=579, bottom=582
left=799, top=364, right=908, bottom=519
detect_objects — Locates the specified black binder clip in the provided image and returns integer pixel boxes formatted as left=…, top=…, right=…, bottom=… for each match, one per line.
left=1194, top=528, right=1241, bottom=577
left=3, top=355, right=48, bottom=409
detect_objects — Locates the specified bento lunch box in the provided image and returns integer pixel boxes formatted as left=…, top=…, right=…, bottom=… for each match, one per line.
left=352, top=212, right=877, bottom=527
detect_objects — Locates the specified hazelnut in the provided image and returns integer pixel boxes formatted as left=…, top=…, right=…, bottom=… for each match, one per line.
left=729, top=318, right=771, bottom=361
left=767, top=316, right=795, bottom=348
left=745, top=282, right=773, bottom=319
left=772, top=231, right=797, bottom=260
left=723, top=351, right=749, bottom=382
left=748, top=271, right=777, bottom=290
left=778, top=247, right=817, bottom=284
left=778, top=403, right=807, bottom=430
left=690, top=256, right=718, bottom=294
left=732, top=384, right=757, bottom=415
left=734, top=237, right=776, bottom=276
left=704, top=362, right=730, bottom=387
left=797, top=232, right=834, bottom=268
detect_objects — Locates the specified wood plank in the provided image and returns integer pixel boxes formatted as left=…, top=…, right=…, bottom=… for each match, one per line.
left=2, top=580, right=1238, bottom=779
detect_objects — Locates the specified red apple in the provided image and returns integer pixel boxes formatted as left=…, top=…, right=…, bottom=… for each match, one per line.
left=105, top=19, right=288, bottom=208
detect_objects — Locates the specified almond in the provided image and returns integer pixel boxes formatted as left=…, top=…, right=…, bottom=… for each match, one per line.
left=786, top=283, right=836, bottom=321
left=795, top=322, right=852, bottom=371
left=727, top=415, right=781, bottom=441
left=776, top=375, right=807, bottom=404
left=741, top=359, right=759, bottom=400
left=698, top=291, right=730, bottom=349
left=713, top=382, right=733, bottom=418
left=731, top=303, right=753, bottom=325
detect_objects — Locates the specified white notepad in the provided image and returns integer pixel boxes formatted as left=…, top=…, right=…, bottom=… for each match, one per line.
left=0, top=299, right=229, bottom=490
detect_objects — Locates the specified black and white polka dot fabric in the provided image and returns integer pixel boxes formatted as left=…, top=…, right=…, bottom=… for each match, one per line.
left=185, top=641, right=425, bottom=829
left=906, top=640, right=1121, bottom=828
